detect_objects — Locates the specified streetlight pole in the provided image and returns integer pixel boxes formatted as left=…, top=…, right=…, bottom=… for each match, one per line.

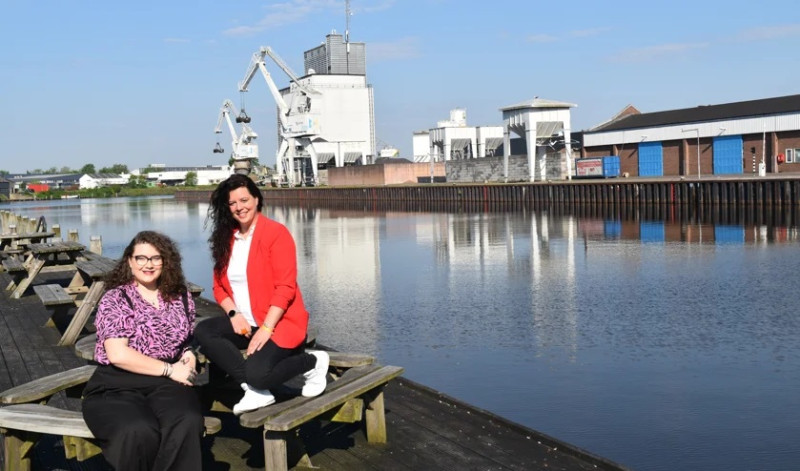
left=682, top=128, right=700, bottom=178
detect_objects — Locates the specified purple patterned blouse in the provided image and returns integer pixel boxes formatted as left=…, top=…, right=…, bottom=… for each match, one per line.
left=93, top=283, right=195, bottom=365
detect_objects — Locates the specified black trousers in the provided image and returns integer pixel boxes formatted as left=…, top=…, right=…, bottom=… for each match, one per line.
left=194, top=316, right=316, bottom=390
left=82, top=365, right=204, bottom=471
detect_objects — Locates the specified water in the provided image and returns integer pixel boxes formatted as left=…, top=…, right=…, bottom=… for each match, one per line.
left=4, top=196, right=800, bottom=471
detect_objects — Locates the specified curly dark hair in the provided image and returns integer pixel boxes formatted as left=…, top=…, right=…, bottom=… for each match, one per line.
left=205, top=174, right=263, bottom=277
left=104, top=231, right=187, bottom=301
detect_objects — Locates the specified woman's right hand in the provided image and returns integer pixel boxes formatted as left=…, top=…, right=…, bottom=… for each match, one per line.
left=230, top=313, right=252, bottom=338
left=168, top=360, right=197, bottom=386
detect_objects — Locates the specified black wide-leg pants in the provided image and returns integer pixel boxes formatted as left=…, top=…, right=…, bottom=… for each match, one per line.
left=82, top=365, right=204, bottom=471
left=194, top=315, right=315, bottom=390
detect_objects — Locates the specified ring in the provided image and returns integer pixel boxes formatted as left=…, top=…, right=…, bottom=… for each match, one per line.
left=240, top=328, right=248, bottom=335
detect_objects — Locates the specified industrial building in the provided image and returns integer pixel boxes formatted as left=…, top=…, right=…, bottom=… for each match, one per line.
left=413, top=99, right=578, bottom=183
left=581, top=94, right=800, bottom=177
left=237, top=32, right=375, bottom=186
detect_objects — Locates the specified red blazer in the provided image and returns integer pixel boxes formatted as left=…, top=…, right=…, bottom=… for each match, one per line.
left=213, top=213, right=308, bottom=348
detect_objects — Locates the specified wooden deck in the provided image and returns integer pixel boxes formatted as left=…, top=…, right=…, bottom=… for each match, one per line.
left=0, top=270, right=629, bottom=470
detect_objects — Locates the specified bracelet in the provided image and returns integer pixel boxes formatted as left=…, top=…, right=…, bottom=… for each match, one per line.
left=260, top=324, right=274, bottom=333
left=162, top=362, right=173, bottom=377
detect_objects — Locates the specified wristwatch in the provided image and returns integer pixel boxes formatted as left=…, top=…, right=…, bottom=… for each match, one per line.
left=227, top=309, right=237, bottom=318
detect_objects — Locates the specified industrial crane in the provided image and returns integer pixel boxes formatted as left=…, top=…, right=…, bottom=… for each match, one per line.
left=238, top=46, right=321, bottom=186
left=213, top=99, right=258, bottom=175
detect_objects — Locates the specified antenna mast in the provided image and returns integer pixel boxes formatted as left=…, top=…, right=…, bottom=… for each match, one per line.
left=345, top=0, right=351, bottom=73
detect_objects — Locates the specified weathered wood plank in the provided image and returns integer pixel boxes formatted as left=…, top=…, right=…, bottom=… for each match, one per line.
left=10, top=258, right=44, bottom=299
left=239, top=364, right=381, bottom=428
left=0, top=366, right=96, bottom=405
left=32, top=284, right=75, bottom=307
left=1, top=260, right=25, bottom=273
left=58, top=280, right=105, bottom=346
left=263, top=366, right=403, bottom=432
left=0, top=404, right=94, bottom=438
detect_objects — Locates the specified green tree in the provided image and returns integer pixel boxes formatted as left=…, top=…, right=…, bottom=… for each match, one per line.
left=99, top=163, right=129, bottom=174
left=59, top=166, right=73, bottom=173
left=184, top=171, right=198, bottom=186
left=127, top=174, right=147, bottom=188
left=80, top=163, right=96, bottom=175
left=0, top=170, right=9, bottom=176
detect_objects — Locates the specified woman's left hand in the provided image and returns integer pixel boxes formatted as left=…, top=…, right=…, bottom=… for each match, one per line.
left=180, top=350, right=197, bottom=371
left=247, top=327, right=272, bottom=355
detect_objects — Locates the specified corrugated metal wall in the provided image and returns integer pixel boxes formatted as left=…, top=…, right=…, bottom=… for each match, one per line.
left=638, top=142, right=664, bottom=176
left=713, top=135, right=743, bottom=175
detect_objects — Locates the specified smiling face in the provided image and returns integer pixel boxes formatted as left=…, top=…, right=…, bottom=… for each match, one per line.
left=228, top=186, right=258, bottom=231
left=127, top=242, right=163, bottom=289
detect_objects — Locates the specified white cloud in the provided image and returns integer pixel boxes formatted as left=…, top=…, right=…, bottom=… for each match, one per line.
left=737, top=24, right=800, bottom=41
left=223, top=0, right=340, bottom=36
left=608, top=42, right=709, bottom=63
left=526, top=33, right=557, bottom=43
left=369, top=37, right=421, bottom=62
left=569, top=27, right=611, bottom=38
left=527, top=27, right=609, bottom=43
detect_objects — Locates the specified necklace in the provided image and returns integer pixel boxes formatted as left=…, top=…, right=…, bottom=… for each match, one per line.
left=136, top=285, right=159, bottom=308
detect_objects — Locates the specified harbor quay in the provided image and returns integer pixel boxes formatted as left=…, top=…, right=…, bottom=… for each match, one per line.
left=176, top=174, right=800, bottom=209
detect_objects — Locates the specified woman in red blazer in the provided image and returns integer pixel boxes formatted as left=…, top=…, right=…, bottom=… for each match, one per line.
left=195, top=174, right=329, bottom=414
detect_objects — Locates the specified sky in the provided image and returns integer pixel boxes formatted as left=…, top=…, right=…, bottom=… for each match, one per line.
left=2, top=0, right=799, bottom=174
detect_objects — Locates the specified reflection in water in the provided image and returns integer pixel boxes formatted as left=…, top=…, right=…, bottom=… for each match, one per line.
left=3, top=197, right=800, bottom=471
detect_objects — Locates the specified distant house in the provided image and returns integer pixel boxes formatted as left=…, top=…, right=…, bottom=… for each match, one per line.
left=79, top=173, right=128, bottom=189
left=0, top=178, right=12, bottom=199
left=8, top=173, right=82, bottom=191
left=26, top=183, right=50, bottom=193
left=139, top=165, right=232, bottom=186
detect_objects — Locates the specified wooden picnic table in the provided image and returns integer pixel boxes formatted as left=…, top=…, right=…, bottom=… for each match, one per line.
left=57, top=256, right=118, bottom=346
left=0, top=232, right=55, bottom=259
left=0, top=231, right=55, bottom=250
left=9, top=241, right=86, bottom=300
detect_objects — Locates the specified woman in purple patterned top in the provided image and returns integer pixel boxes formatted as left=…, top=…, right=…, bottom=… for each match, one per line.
left=82, top=231, right=203, bottom=471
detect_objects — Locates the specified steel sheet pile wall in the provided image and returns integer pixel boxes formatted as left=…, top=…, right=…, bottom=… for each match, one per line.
left=176, top=178, right=800, bottom=208
left=241, top=179, right=800, bottom=208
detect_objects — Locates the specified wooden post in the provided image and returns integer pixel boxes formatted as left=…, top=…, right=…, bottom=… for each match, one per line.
left=365, top=386, right=388, bottom=443
left=263, top=430, right=290, bottom=471
left=9, top=224, right=17, bottom=235
left=68, top=230, right=79, bottom=242
left=89, top=236, right=102, bottom=255
left=52, top=224, right=62, bottom=241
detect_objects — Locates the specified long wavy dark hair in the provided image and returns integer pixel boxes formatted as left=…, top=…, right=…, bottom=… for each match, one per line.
left=104, top=231, right=187, bottom=301
left=206, top=174, right=263, bottom=277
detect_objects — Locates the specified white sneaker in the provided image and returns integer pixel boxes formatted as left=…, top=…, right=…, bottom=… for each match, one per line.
left=302, top=351, right=330, bottom=397
left=233, top=384, right=275, bottom=415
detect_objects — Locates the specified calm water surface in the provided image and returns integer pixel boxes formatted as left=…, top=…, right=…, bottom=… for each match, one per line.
left=5, top=196, right=800, bottom=471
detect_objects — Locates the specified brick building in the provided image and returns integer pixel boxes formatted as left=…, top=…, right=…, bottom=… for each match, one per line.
left=581, top=94, right=800, bottom=177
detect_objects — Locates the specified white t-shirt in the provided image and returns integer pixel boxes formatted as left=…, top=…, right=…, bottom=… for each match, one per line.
left=227, top=229, right=256, bottom=326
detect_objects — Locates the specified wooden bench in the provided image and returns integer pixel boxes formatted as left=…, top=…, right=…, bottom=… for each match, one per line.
left=0, top=248, right=25, bottom=261
left=33, top=284, right=76, bottom=322
left=0, top=366, right=222, bottom=471
left=2, top=258, right=28, bottom=291
left=187, top=282, right=204, bottom=297
left=237, top=363, right=404, bottom=471
left=73, top=333, right=375, bottom=370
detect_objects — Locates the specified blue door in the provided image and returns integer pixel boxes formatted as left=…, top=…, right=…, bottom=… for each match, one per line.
left=714, top=225, right=744, bottom=244
left=638, top=142, right=663, bottom=177
left=640, top=221, right=665, bottom=243
left=713, top=135, right=743, bottom=175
